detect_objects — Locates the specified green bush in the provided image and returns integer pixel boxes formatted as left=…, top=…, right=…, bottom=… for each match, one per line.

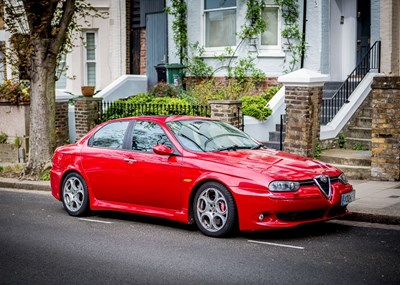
left=241, top=95, right=272, bottom=121
left=0, top=132, right=8, bottom=144
left=148, top=82, right=181, bottom=98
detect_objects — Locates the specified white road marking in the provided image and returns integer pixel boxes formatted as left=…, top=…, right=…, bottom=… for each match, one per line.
left=79, top=218, right=113, bottom=224
left=248, top=240, right=305, bottom=250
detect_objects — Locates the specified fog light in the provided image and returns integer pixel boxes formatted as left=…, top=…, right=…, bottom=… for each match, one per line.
left=259, top=214, right=264, bottom=221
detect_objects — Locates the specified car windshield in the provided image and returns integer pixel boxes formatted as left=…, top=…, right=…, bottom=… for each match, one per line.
left=167, top=119, right=261, bottom=152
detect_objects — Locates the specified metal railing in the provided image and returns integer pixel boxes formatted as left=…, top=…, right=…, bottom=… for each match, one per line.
left=97, top=101, right=211, bottom=123
left=321, top=41, right=381, bottom=125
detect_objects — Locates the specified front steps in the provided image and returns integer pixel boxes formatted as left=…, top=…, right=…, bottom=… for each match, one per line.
left=319, top=149, right=371, bottom=180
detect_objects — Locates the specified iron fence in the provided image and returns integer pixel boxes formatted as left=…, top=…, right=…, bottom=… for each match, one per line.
left=97, top=101, right=211, bottom=123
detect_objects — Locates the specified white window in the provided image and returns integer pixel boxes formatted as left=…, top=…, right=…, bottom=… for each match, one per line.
left=0, top=41, right=5, bottom=84
left=84, top=32, right=96, bottom=87
left=260, top=1, right=282, bottom=55
left=204, top=0, right=236, bottom=48
left=56, top=54, right=67, bottom=89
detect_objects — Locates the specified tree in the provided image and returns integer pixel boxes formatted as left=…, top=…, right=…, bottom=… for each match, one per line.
left=2, top=0, right=102, bottom=178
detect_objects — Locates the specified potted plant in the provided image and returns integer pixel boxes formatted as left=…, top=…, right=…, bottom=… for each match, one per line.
left=81, top=86, right=95, bottom=97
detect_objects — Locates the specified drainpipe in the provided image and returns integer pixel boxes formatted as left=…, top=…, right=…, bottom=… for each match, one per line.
left=300, top=0, right=307, bottom=68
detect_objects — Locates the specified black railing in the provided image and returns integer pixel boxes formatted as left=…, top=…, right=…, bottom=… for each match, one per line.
left=321, top=41, right=381, bottom=125
left=97, top=101, right=211, bottom=123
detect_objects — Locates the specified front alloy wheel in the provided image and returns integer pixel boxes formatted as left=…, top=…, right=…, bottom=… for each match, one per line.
left=61, top=172, right=89, bottom=216
left=194, top=182, right=236, bottom=237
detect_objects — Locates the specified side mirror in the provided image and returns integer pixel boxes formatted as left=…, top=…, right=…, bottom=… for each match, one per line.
left=153, top=144, right=175, bottom=156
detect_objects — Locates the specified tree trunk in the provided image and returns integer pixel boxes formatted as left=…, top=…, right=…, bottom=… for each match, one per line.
left=24, top=39, right=57, bottom=179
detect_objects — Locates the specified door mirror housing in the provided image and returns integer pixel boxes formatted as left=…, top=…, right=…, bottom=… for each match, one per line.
left=153, top=144, right=175, bottom=156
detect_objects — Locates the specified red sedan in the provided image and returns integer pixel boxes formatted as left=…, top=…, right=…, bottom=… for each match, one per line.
left=51, top=116, right=355, bottom=237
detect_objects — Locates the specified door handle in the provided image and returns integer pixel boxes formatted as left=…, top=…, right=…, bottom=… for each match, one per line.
left=123, top=158, right=137, bottom=164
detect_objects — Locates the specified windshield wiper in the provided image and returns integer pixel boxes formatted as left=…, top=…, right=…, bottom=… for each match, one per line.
left=251, top=144, right=264, bottom=150
left=216, top=145, right=253, bottom=151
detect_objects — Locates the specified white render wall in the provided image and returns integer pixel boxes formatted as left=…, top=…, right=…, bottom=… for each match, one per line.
left=380, top=0, right=400, bottom=76
left=303, top=0, right=323, bottom=73
left=174, top=0, right=289, bottom=77
left=63, top=0, right=126, bottom=95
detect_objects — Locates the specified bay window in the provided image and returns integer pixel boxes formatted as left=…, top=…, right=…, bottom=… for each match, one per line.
left=84, top=32, right=96, bottom=87
left=260, top=1, right=281, bottom=50
left=204, top=0, right=236, bottom=48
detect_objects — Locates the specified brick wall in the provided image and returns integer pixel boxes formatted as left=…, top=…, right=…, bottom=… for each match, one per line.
left=55, top=101, right=69, bottom=146
left=370, top=76, right=400, bottom=181
left=74, top=97, right=102, bottom=141
left=140, top=28, right=146, bottom=75
left=284, top=86, right=322, bottom=157
left=209, top=100, right=243, bottom=130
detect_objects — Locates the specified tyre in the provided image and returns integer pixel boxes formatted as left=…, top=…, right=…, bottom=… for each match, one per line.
left=193, top=182, right=237, bottom=237
left=61, top=172, right=90, bottom=216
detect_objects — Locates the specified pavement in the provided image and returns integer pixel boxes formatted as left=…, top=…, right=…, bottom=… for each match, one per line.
left=0, top=176, right=399, bottom=225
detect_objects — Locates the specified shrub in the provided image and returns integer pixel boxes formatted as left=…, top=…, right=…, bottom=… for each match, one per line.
left=148, top=82, right=180, bottom=98
left=0, top=132, right=8, bottom=144
left=0, top=80, right=30, bottom=104
left=241, top=95, right=272, bottom=121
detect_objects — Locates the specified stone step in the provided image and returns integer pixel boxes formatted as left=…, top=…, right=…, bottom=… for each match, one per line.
left=319, top=149, right=371, bottom=167
left=275, top=124, right=286, bottom=132
left=318, top=149, right=372, bottom=179
left=263, top=141, right=283, bottom=150
left=269, top=131, right=285, bottom=142
left=348, top=116, right=372, bottom=128
left=344, top=138, right=372, bottom=150
left=329, top=164, right=371, bottom=180
left=343, top=127, right=371, bottom=139
left=360, top=108, right=372, bottom=117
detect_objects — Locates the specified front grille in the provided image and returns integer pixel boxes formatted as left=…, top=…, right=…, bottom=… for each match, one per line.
left=328, top=206, right=347, bottom=217
left=313, top=175, right=332, bottom=198
left=277, top=209, right=326, bottom=222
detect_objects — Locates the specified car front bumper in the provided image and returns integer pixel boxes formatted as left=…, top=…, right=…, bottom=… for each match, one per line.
left=232, top=182, right=355, bottom=231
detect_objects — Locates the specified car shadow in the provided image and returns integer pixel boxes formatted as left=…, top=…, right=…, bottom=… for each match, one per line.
left=92, top=210, right=198, bottom=232
left=240, top=220, right=353, bottom=241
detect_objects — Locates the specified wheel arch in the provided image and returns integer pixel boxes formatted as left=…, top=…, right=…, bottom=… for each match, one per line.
left=188, top=179, right=239, bottom=228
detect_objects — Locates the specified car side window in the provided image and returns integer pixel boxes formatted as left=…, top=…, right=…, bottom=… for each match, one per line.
left=91, top=121, right=129, bottom=149
left=132, top=121, right=173, bottom=152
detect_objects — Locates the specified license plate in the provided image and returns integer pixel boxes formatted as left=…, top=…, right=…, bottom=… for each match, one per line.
left=341, top=190, right=356, bottom=206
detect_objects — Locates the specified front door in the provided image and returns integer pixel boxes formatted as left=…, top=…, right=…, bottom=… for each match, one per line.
left=356, top=0, right=371, bottom=64
left=146, top=12, right=167, bottom=89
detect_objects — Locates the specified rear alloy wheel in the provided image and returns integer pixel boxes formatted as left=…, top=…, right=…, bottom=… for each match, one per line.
left=194, top=182, right=236, bottom=237
left=61, top=172, right=89, bottom=216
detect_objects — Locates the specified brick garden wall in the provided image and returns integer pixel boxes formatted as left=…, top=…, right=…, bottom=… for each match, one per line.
left=209, top=100, right=243, bottom=130
left=74, top=97, right=102, bottom=141
left=55, top=101, right=69, bottom=146
left=283, top=86, right=323, bottom=157
left=371, top=76, right=400, bottom=181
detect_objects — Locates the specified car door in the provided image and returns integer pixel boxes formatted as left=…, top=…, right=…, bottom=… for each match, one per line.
left=80, top=120, right=135, bottom=203
left=126, top=120, right=182, bottom=210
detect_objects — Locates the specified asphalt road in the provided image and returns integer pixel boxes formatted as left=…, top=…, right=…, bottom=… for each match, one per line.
left=1, top=188, right=400, bottom=285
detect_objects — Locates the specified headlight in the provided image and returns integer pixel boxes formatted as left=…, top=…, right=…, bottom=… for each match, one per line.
left=338, top=173, right=348, bottom=184
left=269, top=181, right=300, bottom=192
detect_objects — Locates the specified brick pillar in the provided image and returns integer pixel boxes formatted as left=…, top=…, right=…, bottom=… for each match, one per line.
left=278, top=69, right=328, bottom=157
left=74, top=97, right=102, bottom=141
left=208, top=100, right=243, bottom=129
left=370, top=76, right=400, bottom=181
left=55, top=98, right=69, bottom=146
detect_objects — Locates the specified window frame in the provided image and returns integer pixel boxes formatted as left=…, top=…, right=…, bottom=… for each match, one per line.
left=130, top=120, right=176, bottom=153
left=83, top=31, right=97, bottom=87
left=56, top=53, right=67, bottom=90
left=258, top=3, right=284, bottom=57
left=0, top=41, right=5, bottom=84
left=88, top=121, right=131, bottom=150
left=202, top=0, right=237, bottom=52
